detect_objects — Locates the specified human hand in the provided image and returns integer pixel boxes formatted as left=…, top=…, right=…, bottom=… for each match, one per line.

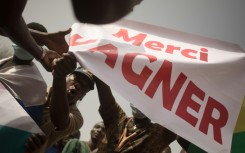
left=44, top=28, right=71, bottom=55
left=39, top=49, right=61, bottom=72
left=52, top=53, right=77, bottom=77
left=25, top=133, right=46, bottom=152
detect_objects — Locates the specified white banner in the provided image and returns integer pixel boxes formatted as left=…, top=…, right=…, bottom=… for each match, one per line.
left=69, top=19, right=245, bottom=153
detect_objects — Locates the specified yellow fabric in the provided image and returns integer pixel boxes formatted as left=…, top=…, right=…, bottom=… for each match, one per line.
left=234, top=96, right=245, bottom=133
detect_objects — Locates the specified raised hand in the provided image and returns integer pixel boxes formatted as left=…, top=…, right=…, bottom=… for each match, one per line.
left=44, top=28, right=72, bottom=55
left=39, top=49, right=61, bottom=72
left=52, top=53, right=77, bottom=77
left=30, top=28, right=71, bottom=55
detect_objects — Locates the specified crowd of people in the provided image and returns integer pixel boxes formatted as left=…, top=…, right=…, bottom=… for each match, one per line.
left=0, top=0, right=190, bottom=153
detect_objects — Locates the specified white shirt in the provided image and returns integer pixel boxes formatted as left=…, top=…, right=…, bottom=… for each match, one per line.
left=0, top=57, right=47, bottom=106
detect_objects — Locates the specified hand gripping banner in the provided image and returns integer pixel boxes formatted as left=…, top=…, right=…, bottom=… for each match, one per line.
left=68, top=19, right=245, bottom=153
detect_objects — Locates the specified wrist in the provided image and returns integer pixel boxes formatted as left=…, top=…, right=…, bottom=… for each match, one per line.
left=37, top=47, right=47, bottom=61
left=52, top=72, right=66, bottom=79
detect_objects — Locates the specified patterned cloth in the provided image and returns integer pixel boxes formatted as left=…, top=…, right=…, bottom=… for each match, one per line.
left=0, top=56, right=47, bottom=106
left=98, top=101, right=177, bottom=153
left=0, top=56, right=47, bottom=125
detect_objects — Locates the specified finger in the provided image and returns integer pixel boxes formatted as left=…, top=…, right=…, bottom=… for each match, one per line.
left=32, top=135, right=43, bottom=147
left=40, top=59, right=52, bottom=72
left=66, top=52, right=76, bottom=60
left=53, top=54, right=77, bottom=76
left=52, top=58, right=59, bottom=67
left=53, top=58, right=65, bottom=76
left=52, top=58, right=62, bottom=74
left=63, top=53, right=76, bottom=61
left=44, top=51, right=61, bottom=67
left=64, top=53, right=77, bottom=67
left=54, top=57, right=72, bottom=76
left=57, top=58, right=69, bottom=75
left=26, top=137, right=36, bottom=151
left=48, top=50, right=62, bottom=59
left=38, top=134, right=46, bottom=143
left=60, top=28, right=72, bottom=36
left=59, top=57, right=75, bottom=75
left=61, top=53, right=76, bottom=65
left=62, top=54, right=76, bottom=68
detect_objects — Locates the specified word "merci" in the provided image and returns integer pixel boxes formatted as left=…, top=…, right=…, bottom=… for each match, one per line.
left=70, top=28, right=228, bottom=144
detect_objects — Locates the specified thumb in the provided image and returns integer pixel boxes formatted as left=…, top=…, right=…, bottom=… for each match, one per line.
left=60, top=28, right=72, bottom=36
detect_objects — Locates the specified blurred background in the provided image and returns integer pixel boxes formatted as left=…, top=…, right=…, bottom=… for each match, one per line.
left=1, top=0, right=244, bottom=152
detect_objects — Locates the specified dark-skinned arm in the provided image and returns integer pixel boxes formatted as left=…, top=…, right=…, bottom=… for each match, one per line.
left=0, top=16, right=44, bottom=60
left=0, top=0, right=42, bottom=59
left=177, top=136, right=190, bottom=152
left=29, top=28, right=71, bottom=55
left=49, top=53, right=77, bottom=130
left=94, top=76, right=116, bottom=109
left=0, top=0, right=61, bottom=71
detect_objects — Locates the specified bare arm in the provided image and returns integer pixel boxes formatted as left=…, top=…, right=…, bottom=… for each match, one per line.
left=0, top=17, right=63, bottom=71
left=0, top=1, right=62, bottom=71
left=94, top=76, right=116, bottom=109
left=29, top=28, right=71, bottom=55
left=0, top=0, right=40, bottom=58
left=0, top=0, right=43, bottom=59
left=176, top=136, right=190, bottom=152
left=50, top=53, right=77, bottom=130
left=1, top=16, right=44, bottom=60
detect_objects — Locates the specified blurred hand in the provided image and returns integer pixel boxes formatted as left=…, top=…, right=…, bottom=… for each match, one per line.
left=40, top=50, right=61, bottom=72
left=25, top=133, right=46, bottom=152
left=44, top=28, right=71, bottom=55
left=52, top=53, right=77, bottom=77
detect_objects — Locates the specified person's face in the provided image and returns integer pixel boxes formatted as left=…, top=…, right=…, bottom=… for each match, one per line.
left=71, top=0, right=143, bottom=24
left=66, top=74, right=90, bottom=104
left=90, top=122, right=106, bottom=142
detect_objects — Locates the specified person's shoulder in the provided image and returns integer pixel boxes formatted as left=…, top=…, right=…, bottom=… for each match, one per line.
left=68, top=106, right=83, bottom=123
left=0, top=56, right=13, bottom=69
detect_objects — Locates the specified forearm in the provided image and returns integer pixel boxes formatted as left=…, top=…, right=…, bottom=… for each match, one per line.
left=1, top=17, right=43, bottom=60
left=95, top=77, right=116, bottom=108
left=50, top=76, right=69, bottom=130
left=0, top=0, right=27, bottom=21
left=177, top=136, right=190, bottom=151
left=29, top=29, right=47, bottom=46
left=0, top=0, right=27, bottom=35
